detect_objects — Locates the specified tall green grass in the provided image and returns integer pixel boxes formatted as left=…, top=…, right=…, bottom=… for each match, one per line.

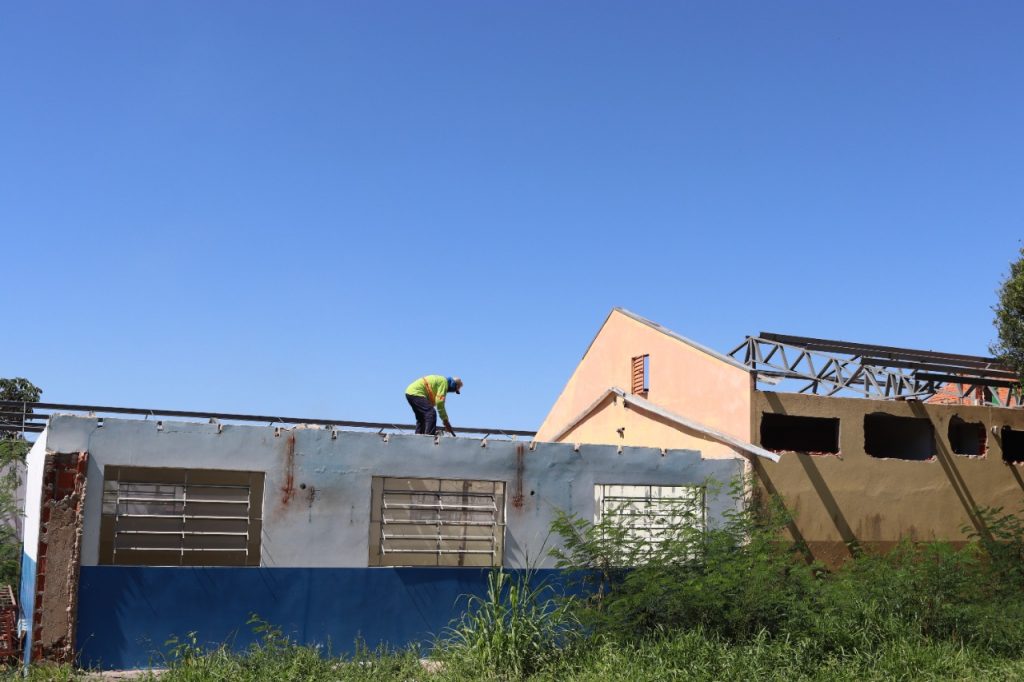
left=437, top=569, right=580, bottom=679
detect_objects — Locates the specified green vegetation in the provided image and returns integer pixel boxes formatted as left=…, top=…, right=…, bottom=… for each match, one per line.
left=0, top=377, right=41, bottom=585
left=9, top=479, right=1024, bottom=680
left=992, top=245, right=1024, bottom=383
left=437, top=569, right=581, bottom=679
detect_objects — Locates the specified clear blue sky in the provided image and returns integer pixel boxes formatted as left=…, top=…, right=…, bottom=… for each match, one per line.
left=2, top=2, right=1022, bottom=431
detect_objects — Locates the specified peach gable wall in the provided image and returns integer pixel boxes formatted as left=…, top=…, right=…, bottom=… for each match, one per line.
left=535, top=310, right=751, bottom=459
left=554, top=395, right=742, bottom=459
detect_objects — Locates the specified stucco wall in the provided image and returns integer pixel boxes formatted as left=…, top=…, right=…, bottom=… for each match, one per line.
left=752, top=391, right=1024, bottom=565
left=41, top=414, right=744, bottom=570
left=536, top=309, right=752, bottom=459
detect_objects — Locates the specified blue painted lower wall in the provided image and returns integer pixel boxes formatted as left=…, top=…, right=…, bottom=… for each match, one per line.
left=19, top=553, right=35, bottom=667
left=77, top=566, right=573, bottom=670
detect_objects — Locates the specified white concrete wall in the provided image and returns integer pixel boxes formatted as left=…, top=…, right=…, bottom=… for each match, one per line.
left=18, top=430, right=48, bottom=645
left=20, top=431, right=47, bottom=572
left=41, top=415, right=745, bottom=569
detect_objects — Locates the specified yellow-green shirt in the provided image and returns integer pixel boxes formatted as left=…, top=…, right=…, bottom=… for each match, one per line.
left=405, top=375, right=451, bottom=421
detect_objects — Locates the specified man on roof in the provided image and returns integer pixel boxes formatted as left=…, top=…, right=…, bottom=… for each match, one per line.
left=405, top=375, right=462, bottom=436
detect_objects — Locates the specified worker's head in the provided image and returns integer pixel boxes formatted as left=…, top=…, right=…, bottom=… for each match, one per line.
left=448, top=376, right=463, bottom=394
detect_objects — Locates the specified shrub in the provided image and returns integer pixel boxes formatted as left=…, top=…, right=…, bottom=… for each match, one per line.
left=549, top=474, right=1024, bottom=664
left=550, top=476, right=819, bottom=642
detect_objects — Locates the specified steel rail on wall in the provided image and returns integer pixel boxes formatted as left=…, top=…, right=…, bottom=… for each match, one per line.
left=0, top=400, right=536, bottom=439
left=729, top=331, right=1023, bottom=406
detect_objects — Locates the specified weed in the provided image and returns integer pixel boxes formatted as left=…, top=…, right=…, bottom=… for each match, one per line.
left=438, top=569, right=580, bottom=680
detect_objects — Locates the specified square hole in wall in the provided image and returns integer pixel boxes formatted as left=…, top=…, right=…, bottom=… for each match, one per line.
left=760, top=413, right=840, bottom=454
left=1002, top=427, right=1024, bottom=464
left=948, top=416, right=987, bottom=456
left=864, top=413, right=935, bottom=461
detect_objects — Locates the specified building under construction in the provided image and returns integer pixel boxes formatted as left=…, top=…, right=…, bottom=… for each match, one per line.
left=10, top=403, right=743, bottom=669
left=9, top=308, right=1024, bottom=669
left=537, top=308, right=1024, bottom=566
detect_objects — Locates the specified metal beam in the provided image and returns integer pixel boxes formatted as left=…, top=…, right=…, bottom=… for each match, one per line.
left=729, top=334, right=1021, bottom=405
left=857, top=357, right=1019, bottom=380
left=0, top=424, right=43, bottom=433
left=912, top=373, right=1021, bottom=389
left=759, top=332, right=1003, bottom=368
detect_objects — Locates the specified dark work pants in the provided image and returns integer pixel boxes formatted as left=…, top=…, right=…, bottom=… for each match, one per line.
left=406, top=394, right=437, bottom=435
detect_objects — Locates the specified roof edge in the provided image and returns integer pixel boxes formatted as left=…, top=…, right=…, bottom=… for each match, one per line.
left=612, top=308, right=751, bottom=372
left=545, top=386, right=779, bottom=462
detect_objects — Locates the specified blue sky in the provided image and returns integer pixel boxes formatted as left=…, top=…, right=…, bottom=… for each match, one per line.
left=2, top=2, right=1022, bottom=431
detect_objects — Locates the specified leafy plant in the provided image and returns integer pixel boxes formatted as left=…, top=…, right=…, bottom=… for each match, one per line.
left=992, top=245, right=1024, bottom=384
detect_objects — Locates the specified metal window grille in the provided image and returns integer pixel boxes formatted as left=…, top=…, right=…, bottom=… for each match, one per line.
left=631, top=355, right=649, bottom=394
left=371, top=477, right=505, bottom=567
left=595, top=484, right=705, bottom=554
left=100, top=467, right=263, bottom=566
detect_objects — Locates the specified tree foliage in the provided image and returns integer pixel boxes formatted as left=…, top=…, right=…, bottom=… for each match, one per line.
left=992, top=246, right=1024, bottom=382
left=0, top=377, right=41, bottom=585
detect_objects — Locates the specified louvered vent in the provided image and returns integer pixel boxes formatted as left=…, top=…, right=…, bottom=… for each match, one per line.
left=631, top=354, right=649, bottom=394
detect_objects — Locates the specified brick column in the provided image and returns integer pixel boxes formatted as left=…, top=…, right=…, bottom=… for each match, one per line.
left=31, top=452, right=88, bottom=664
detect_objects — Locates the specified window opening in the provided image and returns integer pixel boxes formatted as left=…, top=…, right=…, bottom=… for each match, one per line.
left=760, top=413, right=839, bottom=454
left=594, top=484, right=704, bottom=562
left=100, top=467, right=263, bottom=566
left=370, top=477, right=505, bottom=567
left=1001, top=427, right=1024, bottom=464
left=863, top=414, right=935, bottom=461
left=631, top=354, right=650, bottom=395
left=948, top=416, right=987, bottom=456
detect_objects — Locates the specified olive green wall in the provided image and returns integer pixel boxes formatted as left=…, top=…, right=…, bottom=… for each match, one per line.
left=753, top=391, right=1024, bottom=565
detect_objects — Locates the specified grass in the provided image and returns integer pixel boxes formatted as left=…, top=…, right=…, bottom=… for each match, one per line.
left=8, top=630, right=1024, bottom=681
left=436, top=569, right=580, bottom=679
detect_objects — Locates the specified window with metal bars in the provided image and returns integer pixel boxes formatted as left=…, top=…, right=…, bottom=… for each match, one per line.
left=369, top=477, right=505, bottom=567
left=631, top=354, right=650, bottom=395
left=594, top=484, right=705, bottom=560
left=99, top=466, right=264, bottom=567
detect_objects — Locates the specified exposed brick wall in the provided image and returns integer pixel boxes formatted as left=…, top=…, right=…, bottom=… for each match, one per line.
left=31, top=452, right=87, bottom=664
left=927, top=384, right=1012, bottom=406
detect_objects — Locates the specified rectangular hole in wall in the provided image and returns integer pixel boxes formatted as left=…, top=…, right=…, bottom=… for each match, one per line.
left=760, top=413, right=840, bottom=454
left=1001, top=427, right=1024, bottom=464
left=864, top=413, right=935, bottom=461
left=948, top=416, right=987, bottom=456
